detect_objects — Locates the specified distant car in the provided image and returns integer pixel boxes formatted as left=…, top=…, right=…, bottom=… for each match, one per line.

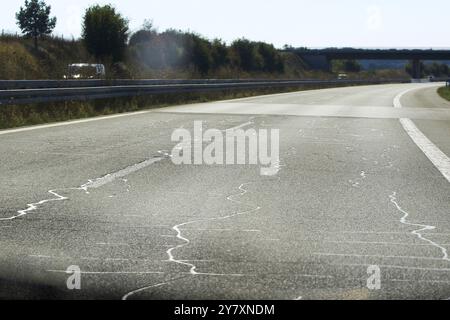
left=64, top=63, right=106, bottom=79
left=337, top=73, right=348, bottom=80
left=428, top=75, right=435, bottom=82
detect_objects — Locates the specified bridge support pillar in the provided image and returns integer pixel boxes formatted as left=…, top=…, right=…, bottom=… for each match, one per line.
left=412, top=59, right=422, bottom=79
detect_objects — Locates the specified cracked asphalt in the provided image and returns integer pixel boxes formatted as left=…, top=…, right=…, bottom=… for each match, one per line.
left=1, top=83, right=450, bottom=300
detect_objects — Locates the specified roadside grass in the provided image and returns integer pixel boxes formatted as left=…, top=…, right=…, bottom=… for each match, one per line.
left=0, top=87, right=298, bottom=129
left=438, top=86, right=450, bottom=101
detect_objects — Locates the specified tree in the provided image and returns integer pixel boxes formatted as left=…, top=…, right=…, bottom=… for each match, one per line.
left=82, top=5, right=129, bottom=62
left=189, top=35, right=213, bottom=75
left=231, top=39, right=263, bottom=71
left=211, top=39, right=229, bottom=69
left=16, top=0, right=56, bottom=49
left=129, top=20, right=156, bottom=47
left=258, top=42, right=284, bottom=73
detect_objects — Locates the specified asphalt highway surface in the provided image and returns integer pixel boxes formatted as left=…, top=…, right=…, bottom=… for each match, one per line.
left=1, top=83, right=450, bottom=300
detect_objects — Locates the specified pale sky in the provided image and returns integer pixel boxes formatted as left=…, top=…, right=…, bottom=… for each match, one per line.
left=1, top=0, right=449, bottom=49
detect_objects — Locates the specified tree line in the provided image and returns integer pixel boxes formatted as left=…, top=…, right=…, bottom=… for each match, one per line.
left=128, top=25, right=284, bottom=75
left=14, top=1, right=285, bottom=77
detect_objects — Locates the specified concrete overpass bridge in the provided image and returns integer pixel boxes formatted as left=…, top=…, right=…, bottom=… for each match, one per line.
left=293, top=48, right=450, bottom=78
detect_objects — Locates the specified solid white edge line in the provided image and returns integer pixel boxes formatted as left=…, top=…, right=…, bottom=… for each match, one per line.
left=399, top=118, right=450, bottom=183
left=394, top=84, right=450, bottom=183
left=0, top=110, right=152, bottom=135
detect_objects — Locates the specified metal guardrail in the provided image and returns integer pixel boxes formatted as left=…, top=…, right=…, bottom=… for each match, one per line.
left=0, top=79, right=342, bottom=90
left=0, top=79, right=409, bottom=105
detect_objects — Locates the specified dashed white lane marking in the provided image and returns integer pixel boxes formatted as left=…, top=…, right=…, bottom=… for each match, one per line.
left=224, top=121, right=254, bottom=132
left=389, top=192, right=450, bottom=262
left=0, top=157, right=163, bottom=221
left=79, top=158, right=163, bottom=191
left=0, top=111, right=152, bottom=135
left=394, top=85, right=450, bottom=183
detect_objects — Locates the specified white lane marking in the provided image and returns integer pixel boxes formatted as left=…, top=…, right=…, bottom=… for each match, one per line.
left=392, top=86, right=429, bottom=109
left=79, top=158, right=163, bottom=191
left=0, top=157, right=163, bottom=221
left=0, top=111, right=152, bottom=135
left=389, top=192, right=450, bottom=262
left=394, top=85, right=450, bottom=183
left=314, top=252, right=444, bottom=261
left=224, top=121, right=254, bottom=132
left=399, top=118, right=450, bottom=182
